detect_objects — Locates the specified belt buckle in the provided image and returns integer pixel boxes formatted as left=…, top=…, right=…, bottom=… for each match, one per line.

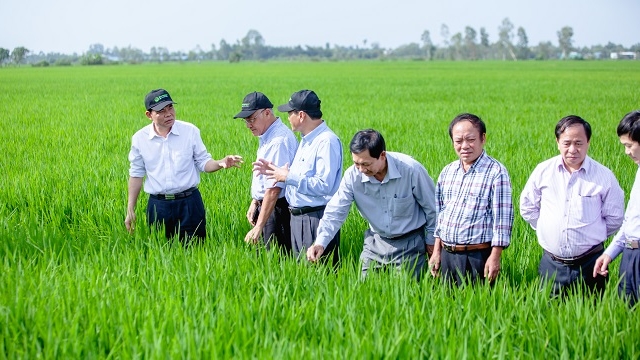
left=627, top=240, right=639, bottom=249
left=165, top=194, right=175, bottom=200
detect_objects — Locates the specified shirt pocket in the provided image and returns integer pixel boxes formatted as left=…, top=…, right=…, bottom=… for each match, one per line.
left=462, top=193, right=489, bottom=220
left=575, top=194, right=600, bottom=224
left=172, top=150, right=194, bottom=175
left=391, top=196, right=414, bottom=219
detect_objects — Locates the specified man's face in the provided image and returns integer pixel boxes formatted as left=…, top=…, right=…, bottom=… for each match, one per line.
left=556, top=124, right=589, bottom=171
left=244, top=109, right=268, bottom=136
left=352, top=149, right=387, bottom=180
left=287, top=110, right=302, bottom=132
left=146, top=104, right=175, bottom=131
left=451, top=120, right=486, bottom=167
left=620, top=133, right=640, bottom=165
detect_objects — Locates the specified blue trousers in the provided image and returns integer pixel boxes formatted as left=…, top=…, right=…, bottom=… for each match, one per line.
left=147, top=189, right=206, bottom=243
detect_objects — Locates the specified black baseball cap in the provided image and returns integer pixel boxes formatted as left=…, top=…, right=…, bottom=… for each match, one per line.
left=145, top=89, right=176, bottom=111
left=234, top=91, right=274, bottom=119
left=277, top=90, right=321, bottom=113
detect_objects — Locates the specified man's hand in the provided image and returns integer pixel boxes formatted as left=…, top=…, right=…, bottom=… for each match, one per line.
left=220, top=155, right=243, bottom=169
left=307, top=244, right=326, bottom=262
left=244, top=227, right=262, bottom=245
left=593, top=254, right=612, bottom=278
left=484, top=247, right=503, bottom=283
left=246, top=201, right=258, bottom=226
left=253, top=159, right=289, bottom=183
left=428, top=250, right=441, bottom=277
left=124, top=210, right=136, bottom=234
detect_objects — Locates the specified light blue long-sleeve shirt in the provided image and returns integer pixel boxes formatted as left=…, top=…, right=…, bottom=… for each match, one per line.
left=315, top=152, right=437, bottom=248
left=605, top=166, right=640, bottom=259
left=285, top=121, right=343, bottom=208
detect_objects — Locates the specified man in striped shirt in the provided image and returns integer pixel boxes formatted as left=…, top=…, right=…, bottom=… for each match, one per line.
left=520, top=115, right=625, bottom=298
left=429, top=113, right=514, bottom=286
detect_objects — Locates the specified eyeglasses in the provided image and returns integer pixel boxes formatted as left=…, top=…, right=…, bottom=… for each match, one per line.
left=244, top=109, right=265, bottom=124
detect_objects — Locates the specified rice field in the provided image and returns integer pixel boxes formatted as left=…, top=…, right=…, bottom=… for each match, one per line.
left=1, top=60, right=640, bottom=359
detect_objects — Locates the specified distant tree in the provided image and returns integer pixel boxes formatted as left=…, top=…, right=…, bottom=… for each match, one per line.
left=451, top=32, right=463, bottom=60
left=479, top=27, right=490, bottom=59
left=390, top=43, right=422, bottom=58
left=440, top=24, right=451, bottom=59
left=516, top=27, right=531, bottom=60
left=218, top=39, right=232, bottom=61
left=464, top=26, right=478, bottom=60
left=498, top=18, right=516, bottom=61
left=557, top=26, right=574, bottom=59
left=11, top=47, right=29, bottom=64
left=88, top=43, right=104, bottom=55
left=421, top=30, right=434, bottom=60
left=533, top=41, right=555, bottom=60
left=0, top=47, right=9, bottom=64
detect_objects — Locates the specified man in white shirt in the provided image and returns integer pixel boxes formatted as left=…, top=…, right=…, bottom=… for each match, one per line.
left=234, top=91, right=297, bottom=253
left=126, top=89, right=243, bottom=244
left=520, top=115, right=625, bottom=297
left=306, top=129, right=436, bottom=280
left=593, top=110, right=640, bottom=306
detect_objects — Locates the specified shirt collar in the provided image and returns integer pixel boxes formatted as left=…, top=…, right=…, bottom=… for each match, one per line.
left=360, top=152, right=401, bottom=183
left=148, top=121, right=180, bottom=139
left=301, top=121, right=327, bottom=144
left=456, top=150, right=487, bottom=172
left=555, top=154, right=590, bottom=173
left=258, top=118, right=282, bottom=145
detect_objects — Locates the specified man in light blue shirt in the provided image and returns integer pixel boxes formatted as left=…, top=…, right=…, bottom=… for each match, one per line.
left=594, top=110, right=640, bottom=306
left=306, top=129, right=436, bottom=279
left=254, top=90, right=343, bottom=267
left=234, top=92, right=297, bottom=253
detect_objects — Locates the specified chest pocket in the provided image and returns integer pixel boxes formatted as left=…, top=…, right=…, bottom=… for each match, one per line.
left=172, top=150, right=194, bottom=175
left=391, top=196, right=414, bottom=219
left=462, top=193, right=489, bottom=220
left=574, top=195, right=600, bottom=224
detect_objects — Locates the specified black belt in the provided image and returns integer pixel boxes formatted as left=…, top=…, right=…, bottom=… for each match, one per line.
left=256, top=197, right=288, bottom=206
left=388, top=225, right=425, bottom=240
left=289, top=205, right=326, bottom=216
left=545, top=243, right=604, bottom=266
left=150, top=187, right=197, bottom=200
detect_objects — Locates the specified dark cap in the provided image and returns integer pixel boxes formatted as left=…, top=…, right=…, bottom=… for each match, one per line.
left=277, top=90, right=321, bottom=113
left=234, top=91, right=274, bottom=119
left=145, top=89, right=176, bottom=111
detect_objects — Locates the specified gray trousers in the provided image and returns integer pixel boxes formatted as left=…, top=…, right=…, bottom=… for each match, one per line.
left=360, top=226, right=426, bottom=281
left=538, top=249, right=606, bottom=298
left=290, top=208, right=340, bottom=268
left=619, top=248, right=640, bottom=307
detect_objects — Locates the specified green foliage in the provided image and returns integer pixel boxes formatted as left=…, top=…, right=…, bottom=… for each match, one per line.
left=1, top=61, right=640, bottom=358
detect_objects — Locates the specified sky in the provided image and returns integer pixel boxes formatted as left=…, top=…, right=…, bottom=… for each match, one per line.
left=1, top=0, right=639, bottom=55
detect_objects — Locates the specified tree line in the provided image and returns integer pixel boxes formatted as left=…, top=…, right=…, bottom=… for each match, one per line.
left=2, top=18, right=638, bottom=67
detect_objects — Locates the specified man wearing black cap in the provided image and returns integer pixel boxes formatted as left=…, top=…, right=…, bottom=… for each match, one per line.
left=253, top=90, right=343, bottom=267
left=125, top=88, right=243, bottom=243
left=234, top=91, right=298, bottom=253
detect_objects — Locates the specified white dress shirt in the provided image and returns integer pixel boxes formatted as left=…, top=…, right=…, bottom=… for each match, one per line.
left=520, top=155, right=625, bottom=258
left=604, top=166, right=640, bottom=259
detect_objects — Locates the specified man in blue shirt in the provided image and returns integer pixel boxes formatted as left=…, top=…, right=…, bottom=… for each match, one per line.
left=254, top=90, right=343, bottom=267
left=306, top=129, right=436, bottom=280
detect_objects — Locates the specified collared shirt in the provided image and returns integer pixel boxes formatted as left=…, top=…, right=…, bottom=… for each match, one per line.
left=315, top=152, right=437, bottom=248
left=128, top=120, right=212, bottom=195
left=520, top=155, right=625, bottom=258
left=604, top=166, right=640, bottom=259
left=434, top=150, right=513, bottom=248
left=251, top=118, right=298, bottom=200
left=285, top=122, right=343, bottom=208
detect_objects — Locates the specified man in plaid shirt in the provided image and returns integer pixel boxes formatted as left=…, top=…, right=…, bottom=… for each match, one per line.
left=428, top=113, right=514, bottom=286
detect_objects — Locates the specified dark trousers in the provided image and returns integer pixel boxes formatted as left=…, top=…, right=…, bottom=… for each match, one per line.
left=147, top=189, right=206, bottom=243
left=538, top=249, right=606, bottom=298
left=618, top=248, right=640, bottom=307
left=361, top=227, right=426, bottom=281
left=440, top=247, right=492, bottom=286
left=257, top=197, right=292, bottom=255
left=290, top=208, right=340, bottom=268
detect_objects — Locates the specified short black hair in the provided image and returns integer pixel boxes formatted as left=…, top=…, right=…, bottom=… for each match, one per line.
left=349, top=129, right=386, bottom=159
left=617, top=110, right=640, bottom=143
left=555, top=115, right=592, bottom=141
left=448, top=113, right=486, bottom=139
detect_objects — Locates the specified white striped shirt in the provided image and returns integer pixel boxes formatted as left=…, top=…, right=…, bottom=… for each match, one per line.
left=520, top=155, right=625, bottom=258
